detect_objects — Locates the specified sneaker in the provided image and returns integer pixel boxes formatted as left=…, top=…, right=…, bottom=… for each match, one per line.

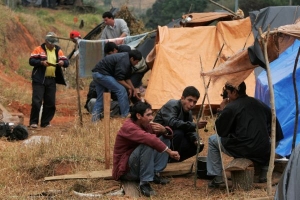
left=41, top=124, right=51, bottom=128
left=139, top=183, right=156, bottom=197
left=30, top=124, right=38, bottom=128
left=153, top=174, right=170, bottom=185
left=208, top=176, right=224, bottom=188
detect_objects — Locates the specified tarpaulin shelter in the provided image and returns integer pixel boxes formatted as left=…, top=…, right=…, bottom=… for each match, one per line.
left=144, top=17, right=255, bottom=109
left=201, top=6, right=300, bottom=157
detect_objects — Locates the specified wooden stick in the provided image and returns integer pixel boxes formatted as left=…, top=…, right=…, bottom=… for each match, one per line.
left=199, top=56, right=229, bottom=195
left=258, top=26, right=276, bottom=196
left=103, top=92, right=111, bottom=169
left=194, top=44, right=224, bottom=188
left=209, top=0, right=239, bottom=17
left=75, top=44, right=83, bottom=126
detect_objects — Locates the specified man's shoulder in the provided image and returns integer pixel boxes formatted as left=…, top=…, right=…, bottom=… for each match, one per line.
left=106, top=52, right=128, bottom=59
left=165, top=99, right=179, bottom=105
left=115, top=18, right=126, bottom=23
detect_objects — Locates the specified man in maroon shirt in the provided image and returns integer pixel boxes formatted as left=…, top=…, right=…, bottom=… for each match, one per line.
left=112, top=101, right=180, bottom=197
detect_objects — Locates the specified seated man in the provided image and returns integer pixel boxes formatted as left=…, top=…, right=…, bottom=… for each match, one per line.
left=112, top=101, right=180, bottom=197
left=91, top=50, right=142, bottom=121
left=207, top=81, right=284, bottom=188
left=153, top=86, right=207, bottom=162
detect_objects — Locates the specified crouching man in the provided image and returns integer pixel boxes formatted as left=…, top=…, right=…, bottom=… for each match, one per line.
left=112, top=101, right=180, bottom=197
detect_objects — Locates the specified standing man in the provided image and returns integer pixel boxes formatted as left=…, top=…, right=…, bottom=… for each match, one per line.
left=29, top=32, right=69, bottom=128
left=100, top=11, right=130, bottom=43
left=207, top=82, right=284, bottom=187
left=113, top=101, right=180, bottom=197
left=91, top=50, right=142, bottom=122
left=153, top=86, right=207, bottom=162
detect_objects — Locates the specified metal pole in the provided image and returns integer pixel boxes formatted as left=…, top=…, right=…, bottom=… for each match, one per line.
left=235, top=0, right=238, bottom=12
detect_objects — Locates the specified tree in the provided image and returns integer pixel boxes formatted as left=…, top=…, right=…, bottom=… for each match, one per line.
left=239, top=0, right=289, bottom=16
left=143, top=0, right=208, bottom=29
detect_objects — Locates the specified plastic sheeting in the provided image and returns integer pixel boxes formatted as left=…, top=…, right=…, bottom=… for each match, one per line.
left=145, top=17, right=255, bottom=109
left=255, top=39, right=300, bottom=157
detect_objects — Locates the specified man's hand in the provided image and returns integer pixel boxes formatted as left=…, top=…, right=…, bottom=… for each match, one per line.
left=58, top=60, right=64, bottom=66
left=127, top=88, right=133, bottom=98
left=197, top=120, right=207, bottom=129
left=132, top=88, right=141, bottom=101
left=150, top=122, right=167, bottom=134
left=219, top=98, right=230, bottom=111
left=167, top=150, right=180, bottom=161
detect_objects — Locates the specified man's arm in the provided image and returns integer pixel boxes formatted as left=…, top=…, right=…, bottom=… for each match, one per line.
left=155, top=101, right=196, bottom=132
left=164, top=148, right=180, bottom=161
left=118, top=19, right=130, bottom=38
left=215, top=106, right=235, bottom=137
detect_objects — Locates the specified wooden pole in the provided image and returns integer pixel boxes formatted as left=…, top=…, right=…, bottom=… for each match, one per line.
left=259, top=27, right=276, bottom=196
left=194, top=45, right=224, bottom=188
left=75, top=44, right=83, bottom=126
left=200, top=56, right=229, bottom=195
left=103, top=92, right=111, bottom=169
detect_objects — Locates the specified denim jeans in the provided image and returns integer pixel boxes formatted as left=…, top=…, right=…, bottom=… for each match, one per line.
left=206, top=134, right=232, bottom=177
left=91, top=72, right=129, bottom=121
left=121, top=136, right=170, bottom=182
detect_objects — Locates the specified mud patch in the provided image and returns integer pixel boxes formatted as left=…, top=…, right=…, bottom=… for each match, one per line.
left=28, top=159, right=76, bottom=180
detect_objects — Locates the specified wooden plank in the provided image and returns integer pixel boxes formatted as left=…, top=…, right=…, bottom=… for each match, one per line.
left=161, top=161, right=194, bottom=176
left=44, top=161, right=194, bottom=181
left=225, top=158, right=253, bottom=171
left=121, top=180, right=140, bottom=198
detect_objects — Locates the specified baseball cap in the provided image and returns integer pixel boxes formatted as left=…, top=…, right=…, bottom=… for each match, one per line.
left=70, top=30, right=81, bottom=39
left=45, top=32, right=59, bottom=45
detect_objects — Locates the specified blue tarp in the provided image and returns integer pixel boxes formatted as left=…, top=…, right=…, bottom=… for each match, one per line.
left=255, top=39, right=300, bottom=157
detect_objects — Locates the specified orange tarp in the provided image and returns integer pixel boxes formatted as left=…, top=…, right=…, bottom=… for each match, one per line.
left=145, top=17, right=255, bottom=109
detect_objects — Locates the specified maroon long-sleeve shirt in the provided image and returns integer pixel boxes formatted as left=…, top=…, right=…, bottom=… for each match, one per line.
left=112, top=119, right=172, bottom=180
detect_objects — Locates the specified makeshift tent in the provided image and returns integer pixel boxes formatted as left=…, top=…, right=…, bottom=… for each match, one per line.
left=255, top=39, right=300, bottom=157
left=201, top=6, right=300, bottom=156
left=145, top=17, right=255, bottom=109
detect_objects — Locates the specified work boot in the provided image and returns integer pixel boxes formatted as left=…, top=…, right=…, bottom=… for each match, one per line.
left=208, top=176, right=224, bottom=188
left=139, top=183, right=156, bottom=197
left=153, top=174, right=170, bottom=185
left=259, top=166, right=268, bottom=183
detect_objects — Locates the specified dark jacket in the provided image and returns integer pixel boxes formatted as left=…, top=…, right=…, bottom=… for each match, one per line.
left=91, top=52, right=132, bottom=81
left=112, top=119, right=173, bottom=180
left=216, top=95, right=284, bottom=165
left=29, top=43, right=69, bottom=85
left=153, top=99, right=198, bottom=142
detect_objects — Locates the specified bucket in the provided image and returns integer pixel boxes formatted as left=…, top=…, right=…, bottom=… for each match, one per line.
left=197, top=156, right=214, bottom=180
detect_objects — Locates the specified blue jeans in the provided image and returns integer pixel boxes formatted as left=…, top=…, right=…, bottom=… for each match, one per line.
left=91, top=72, right=129, bottom=121
left=206, top=134, right=232, bottom=176
left=121, top=136, right=170, bottom=182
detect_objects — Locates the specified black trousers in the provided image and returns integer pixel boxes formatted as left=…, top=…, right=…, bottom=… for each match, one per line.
left=29, top=78, right=56, bottom=127
left=169, top=129, right=197, bottom=162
